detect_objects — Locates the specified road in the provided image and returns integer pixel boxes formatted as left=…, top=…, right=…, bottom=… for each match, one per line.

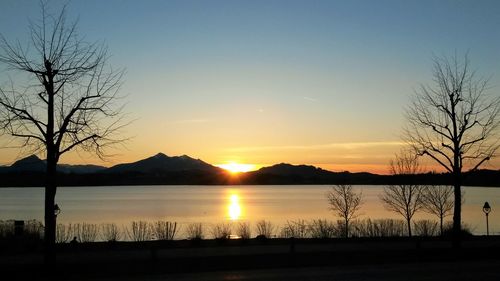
left=77, top=260, right=500, bottom=281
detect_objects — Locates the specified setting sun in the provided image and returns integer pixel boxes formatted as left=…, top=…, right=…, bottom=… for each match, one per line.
left=217, top=162, right=256, bottom=173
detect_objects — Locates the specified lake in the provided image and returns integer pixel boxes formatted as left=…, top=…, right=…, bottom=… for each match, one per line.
left=0, top=185, right=498, bottom=237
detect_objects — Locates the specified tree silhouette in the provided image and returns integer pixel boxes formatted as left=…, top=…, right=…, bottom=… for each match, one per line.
left=0, top=3, right=127, bottom=265
left=380, top=152, right=424, bottom=237
left=421, top=185, right=455, bottom=235
left=327, top=184, right=363, bottom=238
left=404, top=53, right=500, bottom=243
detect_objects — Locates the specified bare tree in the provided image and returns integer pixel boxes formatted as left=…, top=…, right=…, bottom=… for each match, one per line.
left=0, top=3, right=127, bottom=264
left=327, top=184, right=363, bottom=238
left=380, top=152, right=424, bottom=237
left=404, top=53, right=500, bottom=241
left=421, top=185, right=456, bottom=236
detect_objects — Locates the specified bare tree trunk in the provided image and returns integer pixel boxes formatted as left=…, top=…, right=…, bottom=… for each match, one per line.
left=44, top=163, right=56, bottom=266
left=407, top=218, right=412, bottom=237
left=440, top=214, right=444, bottom=236
left=44, top=62, right=57, bottom=266
left=44, top=142, right=57, bottom=268
left=452, top=169, right=462, bottom=247
left=345, top=219, right=349, bottom=238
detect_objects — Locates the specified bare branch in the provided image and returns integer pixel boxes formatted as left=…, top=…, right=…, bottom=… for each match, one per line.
left=380, top=151, right=424, bottom=237
left=404, top=54, right=499, bottom=173
left=327, top=184, right=363, bottom=238
left=0, top=3, right=128, bottom=161
left=403, top=53, right=500, bottom=238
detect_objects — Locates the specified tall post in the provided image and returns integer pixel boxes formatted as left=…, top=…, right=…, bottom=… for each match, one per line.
left=486, top=213, right=489, bottom=236
left=483, top=202, right=491, bottom=236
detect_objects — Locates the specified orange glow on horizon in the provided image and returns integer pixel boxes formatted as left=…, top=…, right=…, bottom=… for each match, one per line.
left=6, top=148, right=495, bottom=176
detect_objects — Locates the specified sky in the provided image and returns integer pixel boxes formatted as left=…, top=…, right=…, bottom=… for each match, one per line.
left=0, top=0, right=500, bottom=174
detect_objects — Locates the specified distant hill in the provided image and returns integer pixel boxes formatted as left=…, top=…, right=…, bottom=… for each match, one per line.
left=58, top=164, right=106, bottom=174
left=9, top=155, right=46, bottom=172
left=256, top=163, right=333, bottom=176
left=0, top=155, right=106, bottom=174
left=105, top=153, right=222, bottom=173
left=238, top=163, right=382, bottom=185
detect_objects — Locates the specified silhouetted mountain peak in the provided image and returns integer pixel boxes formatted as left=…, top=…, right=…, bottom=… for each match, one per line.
left=4, top=154, right=105, bottom=174
left=11, top=154, right=43, bottom=165
left=10, top=155, right=46, bottom=172
left=153, top=152, right=168, bottom=159
left=106, top=153, right=220, bottom=173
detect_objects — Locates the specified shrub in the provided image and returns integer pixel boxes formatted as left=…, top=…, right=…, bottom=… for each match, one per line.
left=413, top=220, right=439, bottom=237
left=442, top=222, right=474, bottom=237
left=280, top=220, right=309, bottom=238
left=24, top=220, right=44, bottom=239
left=0, top=220, right=43, bottom=241
left=255, top=220, right=275, bottom=238
left=331, top=220, right=348, bottom=238
left=352, top=219, right=406, bottom=237
left=210, top=223, right=232, bottom=239
left=186, top=223, right=204, bottom=240
left=309, top=219, right=336, bottom=239
left=237, top=222, right=251, bottom=239
left=0, top=220, right=14, bottom=239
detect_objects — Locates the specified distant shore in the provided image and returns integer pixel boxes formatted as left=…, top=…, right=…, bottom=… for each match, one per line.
left=0, top=170, right=500, bottom=188
left=2, top=154, right=499, bottom=187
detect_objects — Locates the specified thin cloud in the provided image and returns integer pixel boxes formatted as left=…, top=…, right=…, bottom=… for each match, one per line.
left=303, top=96, right=318, bottom=102
left=172, top=119, right=211, bottom=124
left=226, top=141, right=405, bottom=152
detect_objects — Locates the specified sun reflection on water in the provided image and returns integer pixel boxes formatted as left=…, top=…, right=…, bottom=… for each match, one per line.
left=228, top=193, right=242, bottom=220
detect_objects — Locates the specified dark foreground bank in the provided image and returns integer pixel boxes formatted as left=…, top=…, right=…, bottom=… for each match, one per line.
left=2, top=236, right=500, bottom=280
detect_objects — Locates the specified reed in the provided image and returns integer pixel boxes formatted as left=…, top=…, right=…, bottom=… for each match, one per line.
left=151, top=221, right=178, bottom=240
left=280, top=220, right=309, bottom=238
left=413, top=220, right=439, bottom=237
left=126, top=221, right=151, bottom=242
left=56, top=223, right=73, bottom=243
left=308, top=219, right=336, bottom=239
left=74, top=223, right=100, bottom=242
left=255, top=220, right=275, bottom=238
left=101, top=223, right=122, bottom=242
left=210, top=223, right=232, bottom=239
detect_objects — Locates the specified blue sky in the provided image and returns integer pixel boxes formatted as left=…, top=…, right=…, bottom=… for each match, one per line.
left=1, top=0, right=499, bottom=173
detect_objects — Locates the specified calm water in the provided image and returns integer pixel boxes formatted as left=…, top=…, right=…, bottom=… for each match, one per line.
left=0, top=185, right=498, bottom=236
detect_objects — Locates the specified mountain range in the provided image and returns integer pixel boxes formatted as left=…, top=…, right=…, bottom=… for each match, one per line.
left=3, top=155, right=106, bottom=174
left=0, top=153, right=499, bottom=187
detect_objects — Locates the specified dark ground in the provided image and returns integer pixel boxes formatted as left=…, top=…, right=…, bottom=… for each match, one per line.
left=86, top=261, right=500, bottom=281
left=2, top=237, right=500, bottom=280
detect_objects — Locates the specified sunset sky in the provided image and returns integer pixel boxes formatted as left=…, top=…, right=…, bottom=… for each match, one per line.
left=1, top=0, right=500, bottom=174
